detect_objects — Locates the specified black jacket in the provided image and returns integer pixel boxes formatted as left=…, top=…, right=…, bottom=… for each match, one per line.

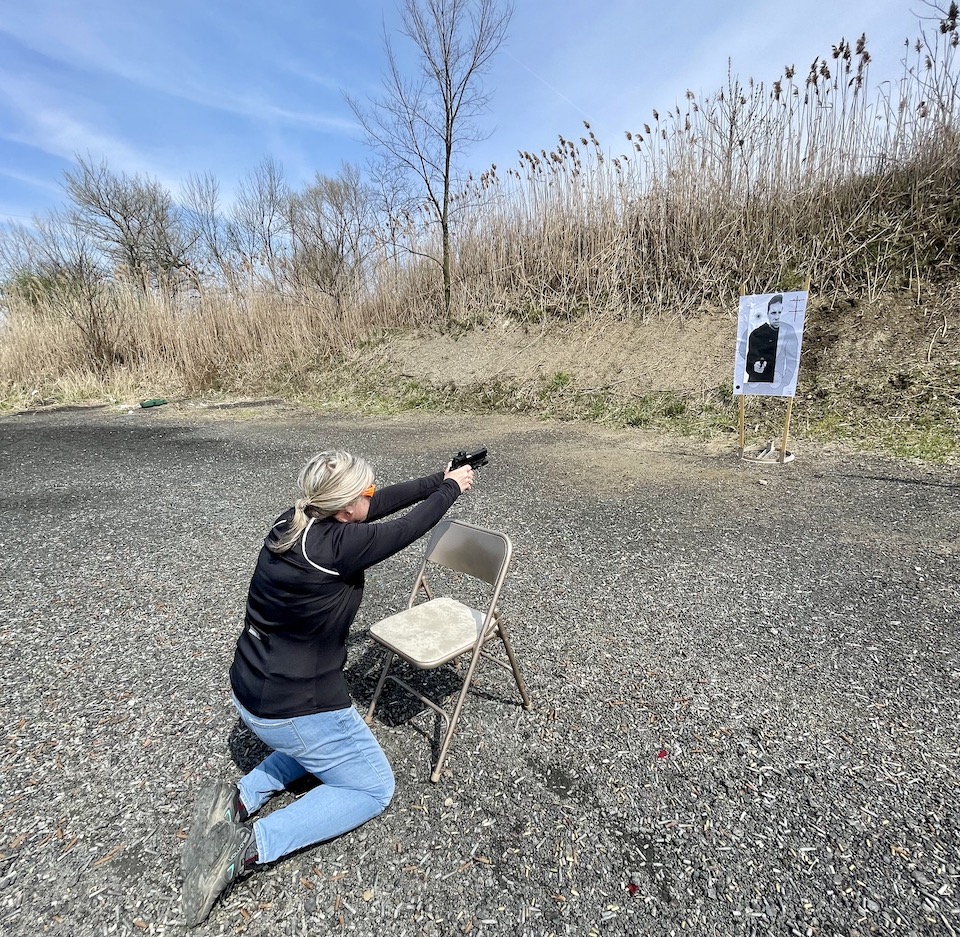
left=745, top=322, right=779, bottom=383
left=230, top=473, right=460, bottom=718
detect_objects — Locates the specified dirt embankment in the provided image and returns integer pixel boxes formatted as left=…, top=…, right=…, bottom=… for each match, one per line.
left=370, top=291, right=959, bottom=407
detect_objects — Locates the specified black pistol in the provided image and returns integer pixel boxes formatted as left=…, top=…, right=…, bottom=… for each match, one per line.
left=450, top=446, right=489, bottom=470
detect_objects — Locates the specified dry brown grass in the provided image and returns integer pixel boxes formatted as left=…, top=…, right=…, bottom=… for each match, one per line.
left=0, top=281, right=417, bottom=406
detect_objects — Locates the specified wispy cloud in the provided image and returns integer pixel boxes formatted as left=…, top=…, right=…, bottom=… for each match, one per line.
left=0, top=8, right=358, bottom=137
left=0, top=167, right=62, bottom=204
left=190, top=95, right=360, bottom=134
left=0, top=72, right=156, bottom=169
left=0, top=166, right=62, bottom=195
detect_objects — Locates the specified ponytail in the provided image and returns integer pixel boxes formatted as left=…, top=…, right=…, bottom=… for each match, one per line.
left=268, top=450, right=373, bottom=554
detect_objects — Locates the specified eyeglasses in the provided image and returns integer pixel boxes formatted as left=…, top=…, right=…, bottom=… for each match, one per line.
left=361, top=484, right=376, bottom=498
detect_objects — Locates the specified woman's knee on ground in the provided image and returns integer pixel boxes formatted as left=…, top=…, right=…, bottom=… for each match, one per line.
left=368, top=764, right=395, bottom=812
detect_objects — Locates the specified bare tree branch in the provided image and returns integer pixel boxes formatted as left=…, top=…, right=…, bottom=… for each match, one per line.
left=347, top=0, right=512, bottom=325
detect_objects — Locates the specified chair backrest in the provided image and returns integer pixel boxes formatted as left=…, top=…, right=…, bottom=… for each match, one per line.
left=423, top=520, right=512, bottom=586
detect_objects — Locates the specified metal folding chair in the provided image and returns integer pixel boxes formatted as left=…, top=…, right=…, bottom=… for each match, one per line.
left=364, top=519, right=532, bottom=782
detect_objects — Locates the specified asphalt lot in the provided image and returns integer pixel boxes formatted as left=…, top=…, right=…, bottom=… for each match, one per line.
left=0, top=402, right=958, bottom=936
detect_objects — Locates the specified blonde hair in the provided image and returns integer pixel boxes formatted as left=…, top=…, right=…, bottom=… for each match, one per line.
left=268, top=450, right=374, bottom=554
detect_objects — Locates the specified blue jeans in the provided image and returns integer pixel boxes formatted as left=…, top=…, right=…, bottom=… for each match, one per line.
left=231, top=696, right=395, bottom=864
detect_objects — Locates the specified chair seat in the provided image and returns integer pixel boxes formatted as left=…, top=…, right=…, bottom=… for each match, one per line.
left=369, top=597, right=485, bottom=669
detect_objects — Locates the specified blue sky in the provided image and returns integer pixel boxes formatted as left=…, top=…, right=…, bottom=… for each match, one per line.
left=0, top=0, right=933, bottom=223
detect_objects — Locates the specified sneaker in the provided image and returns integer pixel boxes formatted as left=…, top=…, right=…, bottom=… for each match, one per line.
left=182, top=781, right=245, bottom=872
left=182, top=820, right=255, bottom=927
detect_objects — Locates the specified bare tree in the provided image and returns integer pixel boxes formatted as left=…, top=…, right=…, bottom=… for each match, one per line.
left=8, top=210, right=124, bottom=369
left=63, top=155, right=193, bottom=287
left=226, top=157, right=291, bottom=290
left=288, top=164, right=375, bottom=314
left=348, top=0, right=512, bottom=325
left=182, top=171, right=237, bottom=289
left=0, top=222, right=38, bottom=295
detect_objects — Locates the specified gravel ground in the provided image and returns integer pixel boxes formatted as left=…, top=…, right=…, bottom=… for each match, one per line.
left=0, top=403, right=958, bottom=937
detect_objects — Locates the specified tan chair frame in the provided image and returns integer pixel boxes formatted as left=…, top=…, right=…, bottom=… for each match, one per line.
left=364, top=519, right=532, bottom=782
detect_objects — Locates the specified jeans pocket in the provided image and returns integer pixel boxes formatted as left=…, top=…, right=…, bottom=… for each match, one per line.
left=239, top=710, right=308, bottom=760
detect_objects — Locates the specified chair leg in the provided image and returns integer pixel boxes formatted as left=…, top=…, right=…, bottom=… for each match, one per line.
left=497, top=620, right=532, bottom=710
left=365, top=650, right=395, bottom=725
left=430, top=647, right=487, bottom=783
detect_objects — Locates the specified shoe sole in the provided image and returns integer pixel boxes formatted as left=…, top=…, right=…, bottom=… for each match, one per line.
left=182, top=782, right=238, bottom=872
left=182, top=822, right=246, bottom=927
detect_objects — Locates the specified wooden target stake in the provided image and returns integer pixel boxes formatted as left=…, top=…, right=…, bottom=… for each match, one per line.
left=737, top=396, right=746, bottom=457
left=778, top=398, right=794, bottom=463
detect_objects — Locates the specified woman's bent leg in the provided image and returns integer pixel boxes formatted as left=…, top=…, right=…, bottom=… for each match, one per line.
left=232, top=697, right=311, bottom=815
left=237, top=751, right=309, bottom=816
left=251, top=706, right=394, bottom=863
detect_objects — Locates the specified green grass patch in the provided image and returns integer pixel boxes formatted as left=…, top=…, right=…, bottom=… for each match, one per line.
left=2, top=349, right=956, bottom=466
left=805, top=408, right=958, bottom=463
